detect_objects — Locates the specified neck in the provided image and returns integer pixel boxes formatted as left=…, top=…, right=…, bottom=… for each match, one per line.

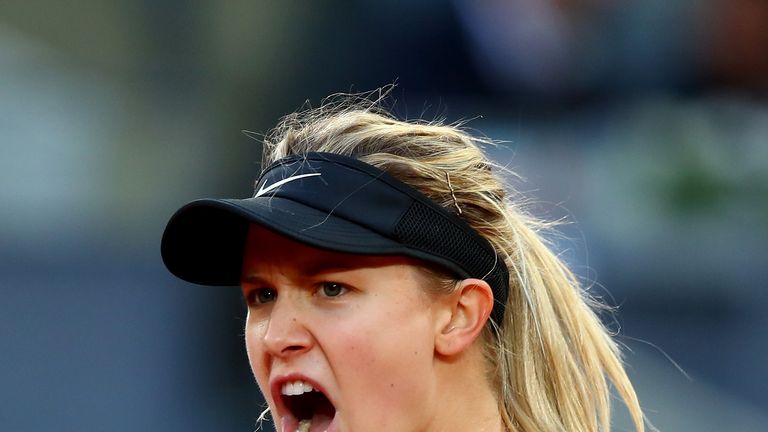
left=430, top=347, right=504, bottom=432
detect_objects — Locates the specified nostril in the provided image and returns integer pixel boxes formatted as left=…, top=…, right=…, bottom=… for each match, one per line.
left=263, top=335, right=310, bottom=357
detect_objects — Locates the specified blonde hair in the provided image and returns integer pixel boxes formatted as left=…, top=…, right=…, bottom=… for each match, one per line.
left=258, top=92, right=645, bottom=432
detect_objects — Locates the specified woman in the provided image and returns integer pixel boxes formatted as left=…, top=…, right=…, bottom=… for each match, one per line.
left=161, top=94, right=645, bottom=432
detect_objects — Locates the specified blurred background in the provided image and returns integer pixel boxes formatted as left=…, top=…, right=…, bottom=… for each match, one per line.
left=1, top=1, right=766, bottom=431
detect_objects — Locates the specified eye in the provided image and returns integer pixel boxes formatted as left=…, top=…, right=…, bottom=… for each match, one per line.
left=318, top=282, right=347, bottom=298
left=247, top=288, right=277, bottom=305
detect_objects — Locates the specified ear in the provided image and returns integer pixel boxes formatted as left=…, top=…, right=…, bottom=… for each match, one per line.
left=434, top=278, right=494, bottom=357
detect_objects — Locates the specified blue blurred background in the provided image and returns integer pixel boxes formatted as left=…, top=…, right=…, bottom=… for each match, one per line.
left=1, top=1, right=766, bottom=431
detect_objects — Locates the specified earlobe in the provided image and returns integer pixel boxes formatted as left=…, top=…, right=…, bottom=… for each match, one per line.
left=434, top=278, right=494, bottom=357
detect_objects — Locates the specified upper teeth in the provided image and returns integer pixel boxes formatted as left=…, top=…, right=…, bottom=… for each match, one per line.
left=281, top=380, right=315, bottom=396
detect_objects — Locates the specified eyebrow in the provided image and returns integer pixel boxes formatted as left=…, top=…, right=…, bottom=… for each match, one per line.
left=241, top=258, right=362, bottom=284
left=240, top=274, right=269, bottom=285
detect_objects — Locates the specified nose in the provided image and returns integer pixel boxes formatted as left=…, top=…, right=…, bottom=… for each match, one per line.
left=261, top=296, right=313, bottom=358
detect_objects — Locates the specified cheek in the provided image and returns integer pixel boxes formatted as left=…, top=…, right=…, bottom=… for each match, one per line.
left=322, top=306, right=436, bottom=420
left=243, top=319, right=271, bottom=392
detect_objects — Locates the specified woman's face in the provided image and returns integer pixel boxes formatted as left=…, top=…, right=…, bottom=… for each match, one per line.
left=240, top=226, right=443, bottom=432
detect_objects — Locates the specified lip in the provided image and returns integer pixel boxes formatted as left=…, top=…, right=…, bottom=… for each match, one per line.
left=269, top=373, right=338, bottom=432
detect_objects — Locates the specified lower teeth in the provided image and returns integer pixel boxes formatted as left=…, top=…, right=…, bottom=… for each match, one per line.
left=298, top=419, right=311, bottom=432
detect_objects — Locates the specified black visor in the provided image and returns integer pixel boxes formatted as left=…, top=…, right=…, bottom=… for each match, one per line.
left=161, top=152, right=509, bottom=325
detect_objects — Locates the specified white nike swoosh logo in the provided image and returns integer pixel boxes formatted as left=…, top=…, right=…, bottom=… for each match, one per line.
left=254, top=173, right=321, bottom=197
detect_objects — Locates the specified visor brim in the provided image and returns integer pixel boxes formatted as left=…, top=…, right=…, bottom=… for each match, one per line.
left=161, top=197, right=411, bottom=286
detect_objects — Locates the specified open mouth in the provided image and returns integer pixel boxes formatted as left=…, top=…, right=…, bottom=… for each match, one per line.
left=280, top=380, right=336, bottom=432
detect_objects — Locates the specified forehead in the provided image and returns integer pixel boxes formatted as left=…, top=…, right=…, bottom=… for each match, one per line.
left=241, top=225, right=432, bottom=278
